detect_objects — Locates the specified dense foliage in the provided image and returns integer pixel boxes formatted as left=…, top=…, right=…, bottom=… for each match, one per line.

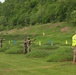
left=0, top=0, right=76, bottom=30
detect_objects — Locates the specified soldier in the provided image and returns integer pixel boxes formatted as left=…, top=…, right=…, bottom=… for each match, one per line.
left=0, top=37, right=4, bottom=48
left=26, top=37, right=35, bottom=53
left=26, top=37, right=31, bottom=53
left=72, top=31, right=76, bottom=64
left=23, top=38, right=27, bottom=54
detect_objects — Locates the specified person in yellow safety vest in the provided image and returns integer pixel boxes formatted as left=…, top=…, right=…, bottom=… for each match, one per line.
left=72, top=31, right=76, bottom=64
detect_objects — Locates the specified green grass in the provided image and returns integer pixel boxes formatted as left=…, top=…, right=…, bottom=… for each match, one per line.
left=0, top=22, right=76, bottom=75
left=0, top=53, right=76, bottom=75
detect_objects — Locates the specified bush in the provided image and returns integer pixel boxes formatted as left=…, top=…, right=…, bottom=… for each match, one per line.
left=5, top=46, right=23, bottom=54
left=0, top=47, right=8, bottom=52
left=46, top=48, right=73, bottom=62
left=26, top=50, right=51, bottom=58
left=69, top=10, right=76, bottom=26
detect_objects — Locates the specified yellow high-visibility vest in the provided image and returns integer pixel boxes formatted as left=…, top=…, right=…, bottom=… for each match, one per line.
left=72, top=34, right=76, bottom=46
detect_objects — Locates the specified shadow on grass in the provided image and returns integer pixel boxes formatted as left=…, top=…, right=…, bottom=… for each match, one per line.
left=38, top=44, right=59, bottom=50
left=59, top=44, right=71, bottom=46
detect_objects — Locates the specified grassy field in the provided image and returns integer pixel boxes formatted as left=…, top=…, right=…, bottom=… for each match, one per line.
left=0, top=22, right=76, bottom=75
left=0, top=53, right=76, bottom=75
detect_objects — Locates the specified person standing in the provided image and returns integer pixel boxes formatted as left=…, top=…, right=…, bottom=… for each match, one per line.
left=23, top=37, right=35, bottom=54
left=72, top=31, right=76, bottom=64
left=26, top=37, right=31, bottom=53
left=0, top=37, right=4, bottom=48
left=23, top=38, right=27, bottom=54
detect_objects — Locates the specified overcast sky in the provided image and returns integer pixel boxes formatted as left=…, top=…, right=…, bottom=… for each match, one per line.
left=0, top=0, right=5, bottom=3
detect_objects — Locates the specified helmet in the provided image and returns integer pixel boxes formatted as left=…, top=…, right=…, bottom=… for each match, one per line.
left=27, top=37, right=30, bottom=39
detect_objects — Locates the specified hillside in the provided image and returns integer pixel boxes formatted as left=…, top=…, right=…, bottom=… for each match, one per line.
left=0, top=22, right=75, bottom=45
left=0, top=22, right=75, bottom=57
left=0, top=22, right=75, bottom=35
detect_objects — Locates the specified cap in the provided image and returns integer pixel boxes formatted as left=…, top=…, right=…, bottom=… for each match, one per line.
left=27, top=37, right=30, bottom=39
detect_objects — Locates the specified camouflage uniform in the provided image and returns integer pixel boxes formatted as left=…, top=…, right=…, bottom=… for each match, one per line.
left=73, top=47, right=76, bottom=63
left=0, top=38, right=3, bottom=48
left=26, top=37, right=35, bottom=53
left=27, top=37, right=31, bottom=53
left=23, top=39, right=27, bottom=54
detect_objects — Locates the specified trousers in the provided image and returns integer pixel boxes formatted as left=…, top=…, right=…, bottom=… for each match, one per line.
left=73, top=47, right=76, bottom=64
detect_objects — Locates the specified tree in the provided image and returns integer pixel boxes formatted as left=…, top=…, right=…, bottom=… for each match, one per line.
left=69, top=10, right=76, bottom=25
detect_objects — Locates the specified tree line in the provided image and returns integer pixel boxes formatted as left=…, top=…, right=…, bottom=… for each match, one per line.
left=0, top=0, right=76, bottom=30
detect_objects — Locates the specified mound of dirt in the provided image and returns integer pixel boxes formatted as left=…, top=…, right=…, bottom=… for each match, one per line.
left=61, top=27, right=70, bottom=32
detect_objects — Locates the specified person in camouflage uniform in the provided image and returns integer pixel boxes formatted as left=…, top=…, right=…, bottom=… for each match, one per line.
left=0, top=37, right=4, bottom=48
left=26, top=37, right=32, bottom=53
left=23, top=38, right=27, bottom=54
left=23, top=37, right=35, bottom=54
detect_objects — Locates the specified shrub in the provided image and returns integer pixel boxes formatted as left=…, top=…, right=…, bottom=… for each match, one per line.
left=26, top=50, right=51, bottom=58
left=5, top=46, right=23, bottom=54
left=0, top=47, right=8, bottom=52
left=46, top=48, right=73, bottom=62
left=69, top=10, right=76, bottom=26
